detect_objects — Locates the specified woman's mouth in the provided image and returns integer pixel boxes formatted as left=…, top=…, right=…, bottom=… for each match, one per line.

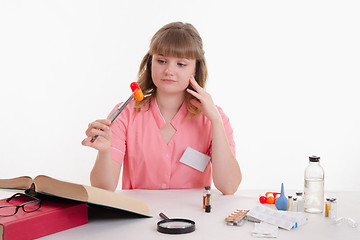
left=162, top=79, right=176, bottom=83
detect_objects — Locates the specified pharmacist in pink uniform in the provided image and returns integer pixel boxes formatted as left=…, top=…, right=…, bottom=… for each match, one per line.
left=82, top=22, right=241, bottom=195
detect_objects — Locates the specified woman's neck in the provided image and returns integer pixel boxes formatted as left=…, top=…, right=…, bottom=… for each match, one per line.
left=155, top=92, right=185, bottom=123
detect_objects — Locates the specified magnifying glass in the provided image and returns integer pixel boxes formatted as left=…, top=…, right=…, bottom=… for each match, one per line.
left=157, top=212, right=196, bottom=234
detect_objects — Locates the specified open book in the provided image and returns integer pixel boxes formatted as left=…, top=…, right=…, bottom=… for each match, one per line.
left=0, top=175, right=151, bottom=218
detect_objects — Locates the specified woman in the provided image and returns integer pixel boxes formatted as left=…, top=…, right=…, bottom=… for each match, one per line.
left=82, top=22, right=241, bottom=195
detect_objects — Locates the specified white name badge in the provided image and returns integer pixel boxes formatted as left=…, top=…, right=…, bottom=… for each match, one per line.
left=179, top=147, right=211, bottom=172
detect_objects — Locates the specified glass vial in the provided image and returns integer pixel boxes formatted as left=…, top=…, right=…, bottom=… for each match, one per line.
left=203, top=186, right=211, bottom=209
left=205, top=193, right=211, bottom=213
left=329, top=198, right=337, bottom=219
left=325, top=198, right=331, bottom=217
left=296, top=192, right=304, bottom=212
left=287, top=196, right=293, bottom=211
left=292, top=197, right=298, bottom=212
left=304, top=156, right=324, bottom=213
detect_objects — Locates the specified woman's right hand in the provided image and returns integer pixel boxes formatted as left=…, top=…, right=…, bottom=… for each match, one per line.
left=81, top=119, right=112, bottom=152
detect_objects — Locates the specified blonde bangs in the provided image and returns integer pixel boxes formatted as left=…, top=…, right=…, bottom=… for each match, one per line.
left=149, top=26, right=202, bottom=60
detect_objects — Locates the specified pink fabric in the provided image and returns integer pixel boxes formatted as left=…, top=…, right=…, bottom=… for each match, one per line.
left=109, top=97, right=235, bottom=190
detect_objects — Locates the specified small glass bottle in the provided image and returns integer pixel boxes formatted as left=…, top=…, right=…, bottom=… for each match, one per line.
left=329, top=198, right=337, bottom=219
left=287, top=195, right=293, bottom=211
left=325, top=198, right=331, bottom=217
left=203, top=186, right=211, bottom=209
left=296, top=192, right=304, bottom=212
left=205, top=193, right=211, bottom=213
left=292, top=197, right=298, bottom=212
left=304, top=156, right=324, bottom=213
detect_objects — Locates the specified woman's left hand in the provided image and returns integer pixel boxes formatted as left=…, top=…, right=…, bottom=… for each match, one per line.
left=186, top=76, right=221, bottom=122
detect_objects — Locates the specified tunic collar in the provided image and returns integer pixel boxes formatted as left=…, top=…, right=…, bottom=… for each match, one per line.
left=150, top=97, right=188, bottom=131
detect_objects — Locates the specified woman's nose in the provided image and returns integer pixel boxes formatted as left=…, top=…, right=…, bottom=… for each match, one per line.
left=165, top=65, right=174, bottom=75
left=165, top=63, right=174, bottom=75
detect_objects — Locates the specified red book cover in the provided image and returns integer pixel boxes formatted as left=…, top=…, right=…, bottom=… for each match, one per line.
left=0, top=194, right=88, bottom=240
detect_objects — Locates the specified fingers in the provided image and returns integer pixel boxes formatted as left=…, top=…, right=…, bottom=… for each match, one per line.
left=188, top=75, right=204, bottom=94
left=187, top=88, right=202, bottom=101
left=81, top=119, right=112, bottom=151
left=189, top=98, right=202, bottom=109
left=187, top=76, right=209, bottom=103
left=187, top=76, right=220, bottom=122
left=82, top=119, right=112, bottom=151
left=90, top=119, right=111, bottom=128
left=83, top=119, right=112, bottom=144
left=81, top=137, right=93, bottom=147
left=85, top=119, right=111, bottom=138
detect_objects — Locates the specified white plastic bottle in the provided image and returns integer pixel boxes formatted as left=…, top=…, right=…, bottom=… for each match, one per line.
left=304, top=156, right=324, bottom=213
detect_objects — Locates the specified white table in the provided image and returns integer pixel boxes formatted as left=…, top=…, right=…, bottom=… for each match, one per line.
left=1, top=189, right=359, bottom=239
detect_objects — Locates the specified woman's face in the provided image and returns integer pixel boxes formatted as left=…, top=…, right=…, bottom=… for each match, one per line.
left=151, top=54, right=196, bottom=96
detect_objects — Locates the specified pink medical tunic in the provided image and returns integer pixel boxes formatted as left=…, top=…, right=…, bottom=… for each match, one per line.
left=109, top=97, right=235, bottom=190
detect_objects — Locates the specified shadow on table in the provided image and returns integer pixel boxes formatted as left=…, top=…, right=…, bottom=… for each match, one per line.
left=87, top=205, right=149, bottom=221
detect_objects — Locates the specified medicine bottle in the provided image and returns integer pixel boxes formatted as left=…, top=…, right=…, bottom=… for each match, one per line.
left=205, top=193, right=211, bottom=213
left=304, top=156, right=324, bottom=213
left=329, top=198, right=337, bottom=219
left=287, top=196, right=293, bottom=211
left=325, top=198, right=331, bottom=217
left=296, top=192, right=304, bottom=212
left=292, top=197, right=298, bottom=212
left=203, top=186, right=211, bottom=209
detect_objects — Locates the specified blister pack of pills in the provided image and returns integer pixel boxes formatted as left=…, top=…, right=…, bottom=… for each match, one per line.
left=247, top=204, right=307, bottom=230
left=225, top=209, right=250, bottom=226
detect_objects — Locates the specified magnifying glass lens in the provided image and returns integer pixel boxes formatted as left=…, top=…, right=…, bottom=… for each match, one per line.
left=157, top=213, right=196, bottom=234
left=160, top=221, right=193, bottom=229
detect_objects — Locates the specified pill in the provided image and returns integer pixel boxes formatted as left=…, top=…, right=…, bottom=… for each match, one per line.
left=130, top=82, right=144, bottom=101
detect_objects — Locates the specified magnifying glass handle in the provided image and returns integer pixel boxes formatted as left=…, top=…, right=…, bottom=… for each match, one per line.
left=159, top=212, right=170, bottom=220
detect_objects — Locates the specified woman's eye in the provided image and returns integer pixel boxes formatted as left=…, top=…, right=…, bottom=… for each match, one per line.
left=157, top=59, right=166, bottom=64
left=177, top=62, right=187, bottom=67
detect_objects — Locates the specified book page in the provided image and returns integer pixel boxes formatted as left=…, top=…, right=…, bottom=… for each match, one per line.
left=0, top=176, right=34, bottom=190
left=34, top=175, right=88, bottom=202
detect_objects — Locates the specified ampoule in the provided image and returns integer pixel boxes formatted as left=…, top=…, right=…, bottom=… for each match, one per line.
left=203, top=186, right=211, bottom=209
left=205, top=193, right=211, bottom=213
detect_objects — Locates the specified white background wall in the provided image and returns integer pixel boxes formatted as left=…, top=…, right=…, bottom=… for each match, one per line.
left=1, top=0, right=359, bottom=192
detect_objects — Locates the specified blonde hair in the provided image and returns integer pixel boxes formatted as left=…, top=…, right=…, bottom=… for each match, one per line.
left=135, top=22, right=208, bottom=116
